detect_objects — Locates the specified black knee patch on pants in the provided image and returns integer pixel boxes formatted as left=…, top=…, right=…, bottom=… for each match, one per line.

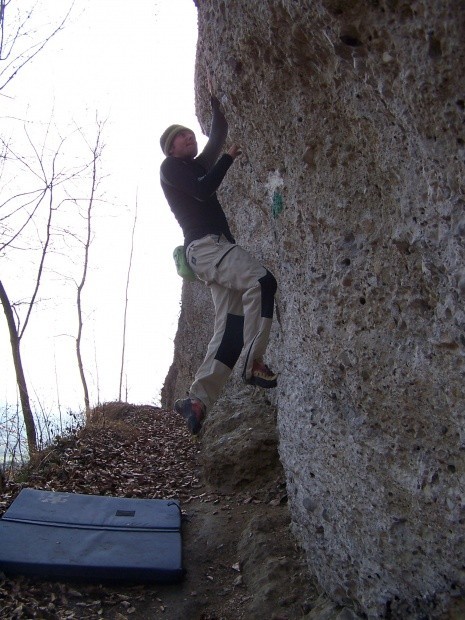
left=259, top=270, right=277, bottom=319
left=215, top=313, right=244, bottom=369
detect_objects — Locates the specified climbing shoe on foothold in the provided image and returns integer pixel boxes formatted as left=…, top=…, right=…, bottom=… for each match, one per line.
left=245, top=360, right=278, bottom=389
left=174, top=397, right=206, bottom=435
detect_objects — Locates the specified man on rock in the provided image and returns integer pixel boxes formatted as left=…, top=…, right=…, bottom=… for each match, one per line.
left=159, top=95, right=277, bottom=435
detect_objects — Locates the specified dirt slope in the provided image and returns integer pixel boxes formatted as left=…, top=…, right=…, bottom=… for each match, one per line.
left=0, top=403, right=326, bottom=620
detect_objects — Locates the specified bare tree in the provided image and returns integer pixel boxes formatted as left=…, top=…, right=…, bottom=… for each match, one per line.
left=0, top=1, right=107, bottom=453
left=0, top=0, right=74, bottom=93
left=0, top=130, right=72, bottom=456
left=0, top=120, right=104, bottom=453
left=119, top=193, right=138, bottom=402
left=75, top=119, right=105, bottom=418
left=0, top=279, right=37, bottom=453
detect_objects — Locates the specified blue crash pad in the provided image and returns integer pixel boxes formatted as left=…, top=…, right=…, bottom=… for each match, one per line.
left=0, top=488, right=183, bottom=583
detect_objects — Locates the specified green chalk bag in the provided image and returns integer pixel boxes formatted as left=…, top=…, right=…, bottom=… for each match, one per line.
left=173, top=246, right=197, bottom=281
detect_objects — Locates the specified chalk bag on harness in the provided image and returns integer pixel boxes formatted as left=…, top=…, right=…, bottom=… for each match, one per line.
left=173, top=246, right=197, bottom=281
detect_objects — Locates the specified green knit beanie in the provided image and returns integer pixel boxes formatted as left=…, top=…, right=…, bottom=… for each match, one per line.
left=160, top=124, right=192, bottom=156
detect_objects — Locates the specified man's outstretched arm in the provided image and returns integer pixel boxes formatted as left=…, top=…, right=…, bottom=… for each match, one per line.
left=198, top=96, right=228, bottom=170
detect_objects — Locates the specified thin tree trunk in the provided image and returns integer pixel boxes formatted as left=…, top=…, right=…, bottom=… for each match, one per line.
left=76, top=282, right=90, bottom=415
left=119, top=194, right=138, bottom=401
left=0, top=280, right=37, bottom=454
left=75, top=121, right=103, bottom=419
left=19, top=176, right=56, bottom=339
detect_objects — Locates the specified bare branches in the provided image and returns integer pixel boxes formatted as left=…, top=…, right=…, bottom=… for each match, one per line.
left=0, top=121, right=97, bottom=255
left=0, top=0, right=75, bottom=93
left=0, top=1, right=109, bottom=459
left=1, top=110, right=107, bottom=452
left=18, top=169, right=54, bottom=338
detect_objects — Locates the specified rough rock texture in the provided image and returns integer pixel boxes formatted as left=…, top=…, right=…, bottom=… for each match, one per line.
left=199, top=387, right=282, bottom=490
left=163, top=1, right=465, bottom=617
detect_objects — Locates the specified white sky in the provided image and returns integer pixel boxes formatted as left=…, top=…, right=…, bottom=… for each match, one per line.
left=0, top=0, right=205, bottom=415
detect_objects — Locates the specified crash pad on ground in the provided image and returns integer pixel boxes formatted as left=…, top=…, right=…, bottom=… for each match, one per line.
left=0, top=488, right=183, bottom=583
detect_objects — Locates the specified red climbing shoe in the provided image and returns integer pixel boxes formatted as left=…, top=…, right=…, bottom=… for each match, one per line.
left=174, top=397, right=206, bottom=435
left=246, top=360, right=278, bottom=389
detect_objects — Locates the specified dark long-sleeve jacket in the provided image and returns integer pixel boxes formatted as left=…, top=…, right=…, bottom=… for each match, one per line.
left=160, top=98, right=236, bottom=247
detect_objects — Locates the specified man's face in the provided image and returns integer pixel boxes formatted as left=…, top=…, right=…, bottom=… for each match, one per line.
left=169, top=129, right=198, bottom=159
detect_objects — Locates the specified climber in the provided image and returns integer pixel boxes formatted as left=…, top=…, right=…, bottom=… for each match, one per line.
left=159, top=94, right=278, bottom=436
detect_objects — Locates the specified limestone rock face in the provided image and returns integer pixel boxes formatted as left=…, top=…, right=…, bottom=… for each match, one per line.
left=164, top=1, right=465, bottom=617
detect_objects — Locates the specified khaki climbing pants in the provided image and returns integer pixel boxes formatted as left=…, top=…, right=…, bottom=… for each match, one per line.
left=185, top=234, right=277, bottom=412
